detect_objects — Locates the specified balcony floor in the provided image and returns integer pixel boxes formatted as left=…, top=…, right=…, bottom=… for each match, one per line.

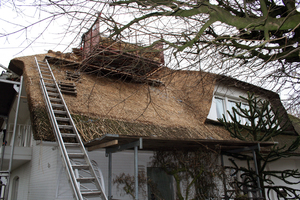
left=0, top=146, right=32, bottom=170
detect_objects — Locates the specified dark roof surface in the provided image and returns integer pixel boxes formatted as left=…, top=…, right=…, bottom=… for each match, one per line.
left=0, top=80, right=17, bottom=116
left=0, top=79, right=18, bottom=130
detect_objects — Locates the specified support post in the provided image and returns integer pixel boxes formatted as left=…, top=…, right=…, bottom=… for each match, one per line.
left=108, top=152, right=112, bottom=200
left=4, top=76, right=23, bottom=200
left=252, top=143, right=262, bottom=199
left=221, top=153, right=229, bottom=200
left=105, top=138, right=143, bottom=200
left=0, top=119, right=7, bottom=171
left=134, top=145, right=138, bottom=200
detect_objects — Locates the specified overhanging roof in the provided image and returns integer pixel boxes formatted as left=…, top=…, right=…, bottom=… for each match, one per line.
left=216, top=75, right=297, bottom=135
left=0, top=79, right=20, bottom=117
left=84, top=134, right=275, bottom=152
left=0, top=79, right=20, bottom=130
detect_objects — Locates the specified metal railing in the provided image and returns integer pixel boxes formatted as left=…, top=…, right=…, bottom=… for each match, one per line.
left=6, top=124, right=32, bottom=147
left=0, top=172, right=8, bottom=200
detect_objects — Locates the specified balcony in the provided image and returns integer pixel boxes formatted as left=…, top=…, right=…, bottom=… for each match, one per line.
left=0, top=124, right=32, bottom=170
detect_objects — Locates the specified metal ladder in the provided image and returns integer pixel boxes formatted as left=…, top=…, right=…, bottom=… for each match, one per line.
left=35, top=57, right=107, bottom=200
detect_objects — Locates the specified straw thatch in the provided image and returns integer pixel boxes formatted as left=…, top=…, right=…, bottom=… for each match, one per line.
left=13, top=52, right=233, bottom=142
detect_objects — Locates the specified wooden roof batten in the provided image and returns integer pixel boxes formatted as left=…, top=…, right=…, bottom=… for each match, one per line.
left=45, top=55, right=164, bottom=86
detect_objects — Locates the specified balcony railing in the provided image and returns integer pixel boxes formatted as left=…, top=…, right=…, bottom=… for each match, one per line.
left=5, top=124, right=32, bottom=147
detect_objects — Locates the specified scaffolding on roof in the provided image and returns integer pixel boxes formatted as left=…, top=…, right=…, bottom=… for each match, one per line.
left=80, top=14, right=164, bottom=81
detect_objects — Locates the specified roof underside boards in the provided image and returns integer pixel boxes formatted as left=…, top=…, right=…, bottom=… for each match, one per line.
left=0, top=80, right=17, bottom=117
left=84, top=134, right=275, bottom=152
left=0, top=79, right=19, bottom=130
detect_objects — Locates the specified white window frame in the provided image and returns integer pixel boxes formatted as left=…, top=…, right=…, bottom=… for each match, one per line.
left=208, top=95, right=249, bottom=124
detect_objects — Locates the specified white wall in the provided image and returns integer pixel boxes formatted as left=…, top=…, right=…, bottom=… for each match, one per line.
left=55, top=159, right=73, bottom=200
left=27, top=141, right=60, bottom=200
left=6, top=141, right=59, bottom=200
left=265, top=158, right=300, bottom=199
left=9, top=137, right=299, bottom=200
left=5, top=136, right=154, bottom=200
left=12, top=142, right=154, bottom=200
left=7, top=160, right=31, bottom=200
left=222, top=155, right=300, bottom=200
left=88, top=149, right=154, bottom=200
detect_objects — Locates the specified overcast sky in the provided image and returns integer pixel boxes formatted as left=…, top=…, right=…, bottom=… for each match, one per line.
left=0, top=2, right=78, bottom=72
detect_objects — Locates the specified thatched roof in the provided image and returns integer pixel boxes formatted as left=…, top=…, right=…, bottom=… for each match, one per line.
left=8, top=52, right=236, bottom=142
left=271, top=115, right=300, bottom=154
left=8, top=51, right=296, bottom=152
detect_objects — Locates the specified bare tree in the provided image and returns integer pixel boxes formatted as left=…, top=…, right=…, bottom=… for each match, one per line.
left=2, top=1, right=300, bottom=199
left=1, top=1, right=300, bottom=113
left=105, top=0, right=300, bottom=114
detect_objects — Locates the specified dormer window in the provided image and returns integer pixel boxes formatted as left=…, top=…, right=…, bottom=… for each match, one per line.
left=208, top=96, right=249, bottom=124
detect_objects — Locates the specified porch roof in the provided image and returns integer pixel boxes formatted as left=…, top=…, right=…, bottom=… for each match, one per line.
left=84, top=134, right=275, bottom=152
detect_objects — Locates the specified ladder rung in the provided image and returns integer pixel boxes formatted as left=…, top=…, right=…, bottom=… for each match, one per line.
left=81, top=191, right=102, bottom=196
left=45, top=85, right=56, bottom=88
left=61, top=133, right=76, bottom=138
left=52, top=104, right=64, bottom=108
left=43, top=78, right=54, bottom=81
left=48, top=92, right=60, bottom=97
left=40, top=70, right=50, bottom=73
left=53, top=110, right=67, bottom=115
left=65, top=143, right=80, bottom=147
left=45, top=83, right=55, bottom=87
left=58, top=125, right=73, bottom=129
left=46, top=87, right=57, bottom=92
left=43, top=74, right=52, bottom=77
left=49, top=98, right=62, bottom=102
left=72, top=164, right=89, bottom=170
left=56, top=117, right=70, bottom=122
left=77, top=177, right=95, bottom=183
left=0, top=171, right=9, bottom=177
left=68, top=153, right=84, bottom=158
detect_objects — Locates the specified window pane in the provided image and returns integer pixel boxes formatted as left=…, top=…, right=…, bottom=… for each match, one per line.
left=215, top=97, right=225, bottom=119
left=241, top=104, right=250, bottom=125
left=147, top=167, right=174, bottom=200
left=228, top=101, right=240, bottom=121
